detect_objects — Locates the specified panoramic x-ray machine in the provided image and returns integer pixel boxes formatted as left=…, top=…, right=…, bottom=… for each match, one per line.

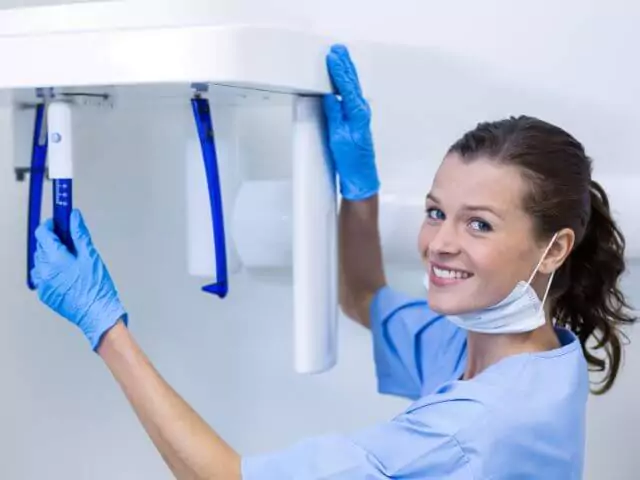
left=0, top=4, right=346, bottom=374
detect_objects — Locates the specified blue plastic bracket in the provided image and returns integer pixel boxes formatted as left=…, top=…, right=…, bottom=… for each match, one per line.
left=190, top=90, right=229, bottom=298
left=26, top=102, right=48, bottom=290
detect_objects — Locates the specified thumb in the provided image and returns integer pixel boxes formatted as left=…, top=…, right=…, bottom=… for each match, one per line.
left=35, top=219, right=66, bottom=256
left=70, top=209, right=94, bottom=253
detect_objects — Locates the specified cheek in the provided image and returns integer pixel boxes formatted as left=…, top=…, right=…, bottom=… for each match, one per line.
left=470, top=242, right=533, bottom=299
left=468, top=243, right=503, bottom=273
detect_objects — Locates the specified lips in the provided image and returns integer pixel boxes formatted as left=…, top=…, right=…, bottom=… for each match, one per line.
left=429, top=263, right=474, bottom=287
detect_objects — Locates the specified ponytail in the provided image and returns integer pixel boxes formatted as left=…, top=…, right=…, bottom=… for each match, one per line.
left=553, top=180, right=637, bottom=394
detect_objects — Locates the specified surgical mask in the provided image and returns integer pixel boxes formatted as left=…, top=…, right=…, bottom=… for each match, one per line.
left=423, top=233, right=558, bottom=334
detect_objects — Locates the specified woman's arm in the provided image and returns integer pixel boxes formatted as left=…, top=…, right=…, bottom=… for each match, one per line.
left=324, top=45, right=386, bottom=328
left=31, top=212, right=241, bottom=479
left=339, top=196, right=386, bottom=328
left=98, top=320, right=240, bottom=480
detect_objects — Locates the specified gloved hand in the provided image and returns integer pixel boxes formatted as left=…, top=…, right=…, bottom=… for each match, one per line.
left=323, top=44, right=380, bottom=201
left=31, top=209, right=128, bottom=350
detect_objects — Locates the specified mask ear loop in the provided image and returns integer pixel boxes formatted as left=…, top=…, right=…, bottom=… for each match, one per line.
left=525, top=232, right=559, bottom=313
left=525, top=232, right=559, bottom=285
left=539, top=270, right=556, bottom=313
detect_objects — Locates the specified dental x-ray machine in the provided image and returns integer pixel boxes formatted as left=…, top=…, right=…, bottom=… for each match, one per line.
left=0, top=5, right=346, bottom=375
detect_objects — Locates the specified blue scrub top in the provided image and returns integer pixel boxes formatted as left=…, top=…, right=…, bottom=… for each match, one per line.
left=242, top=286, right=589, bottom=479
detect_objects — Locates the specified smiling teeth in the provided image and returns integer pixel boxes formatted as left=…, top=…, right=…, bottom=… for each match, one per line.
left=433, top=266, right=470, bottom=279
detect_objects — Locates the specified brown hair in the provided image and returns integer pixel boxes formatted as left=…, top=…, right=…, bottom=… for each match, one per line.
left=448, top=115, right=636, bottom=394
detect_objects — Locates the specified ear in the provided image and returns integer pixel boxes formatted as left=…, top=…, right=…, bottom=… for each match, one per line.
left=538, top=228, right=575, bottom=274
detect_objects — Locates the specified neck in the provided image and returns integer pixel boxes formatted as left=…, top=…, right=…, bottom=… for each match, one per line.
left=463, top=321, right=561, bottom=380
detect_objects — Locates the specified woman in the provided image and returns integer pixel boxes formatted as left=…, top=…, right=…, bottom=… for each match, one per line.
left=31, top=44, right=636, bottom=479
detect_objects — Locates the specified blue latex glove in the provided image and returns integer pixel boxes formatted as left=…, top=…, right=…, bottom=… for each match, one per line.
left=31, top=209, right=128, bottom=350
left=324, top=44, right=380, bottom=201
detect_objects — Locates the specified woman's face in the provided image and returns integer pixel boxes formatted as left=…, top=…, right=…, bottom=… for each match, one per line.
left=418, top=153, right=556, bottom=315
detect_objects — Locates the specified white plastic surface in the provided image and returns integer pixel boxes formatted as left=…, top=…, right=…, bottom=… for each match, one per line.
left=11, top=103, right=38, bottom=172
left=231, top=180, right=293, bottom=269
left=0, top=19, right=334, bottom=95
left=47, top=101, right=73, bottom=179
left=228, top=101, right=339, bottom=374
left=292, top=96, right=337, bottom=374
left=0, top=3, right=348, bottom=376
left=377, top=193, right=425, bottom=267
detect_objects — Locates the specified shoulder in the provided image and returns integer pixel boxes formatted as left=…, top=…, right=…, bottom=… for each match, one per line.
left=370, top=285, right=467, bottom=349
left=401, top=328, right=588, bottom=436
left=397, top=371, right=511, bottom=438
left=369, top=285, right=468, bottom=398
left=370, top=285, right=436, bottom=324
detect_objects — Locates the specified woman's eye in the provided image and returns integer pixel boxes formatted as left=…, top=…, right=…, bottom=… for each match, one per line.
left=426, top=207, right=445, bottom=221
left=469, top=218, right=492, bottom=232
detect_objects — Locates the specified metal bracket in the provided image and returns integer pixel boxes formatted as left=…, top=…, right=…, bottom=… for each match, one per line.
left=57, top=91, right=114, bottom=109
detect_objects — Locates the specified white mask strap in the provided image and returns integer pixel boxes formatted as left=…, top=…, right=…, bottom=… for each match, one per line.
left=538, top=270, right=555, bottom=313
left=526, top=232, right=559, bottom=286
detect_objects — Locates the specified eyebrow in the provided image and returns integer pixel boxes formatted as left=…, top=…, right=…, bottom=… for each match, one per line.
left=426, top=193, right=505, bottom=220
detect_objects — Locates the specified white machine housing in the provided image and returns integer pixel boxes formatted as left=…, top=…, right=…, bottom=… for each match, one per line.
left=1, top=5, right=343, bottom=375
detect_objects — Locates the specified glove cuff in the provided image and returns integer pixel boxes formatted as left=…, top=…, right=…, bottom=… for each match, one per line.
left=85, top=302, right=128, bottom=351
left=340, top=176, right=381, bottom=201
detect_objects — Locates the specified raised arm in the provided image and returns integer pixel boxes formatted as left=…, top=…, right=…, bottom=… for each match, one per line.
left=98, top=320, right=240, bottom=479
left=339, top=197, right=386, bottom=328
left=31, top=211, right=241, bottom=480
left=324, top=45, right=386, bottom=328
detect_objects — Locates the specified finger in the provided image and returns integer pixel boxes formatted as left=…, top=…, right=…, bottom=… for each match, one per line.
left=34, top=243, right=55, bottom=273
left=35, top=219, right=66, bottom=255
left=322, top=94, right=344, bottom=130
left=31, top=243, right=48, bottom=288
left=30, top=265, right=41, bottom=289
left=327, top=49, right=370, bottom=124
left=326, top=50, right=363, bottom=115
left=34, top=244, right=45, bottom=264
left=29, top=268, right=41, bottom=290
left=70, top=209, right=94, bottom=253
left=331, top=44, right=363, bottom=97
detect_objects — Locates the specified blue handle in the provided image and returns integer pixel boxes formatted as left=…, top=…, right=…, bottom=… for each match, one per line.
left=27, top=103, right=48, bottom=290
left=53, top=179, right=73, bottom=253
left=191, top=96, right=229, bottom=298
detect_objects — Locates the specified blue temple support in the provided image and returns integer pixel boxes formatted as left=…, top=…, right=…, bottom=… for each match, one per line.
left=190, top=95, right=229, bottom=298
left=26, top=103, right=48, bottom=290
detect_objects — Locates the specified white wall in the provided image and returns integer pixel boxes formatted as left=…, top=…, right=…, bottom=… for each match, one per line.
left=1, top=1, right=640, bottom=479
left=0, top=0, right=89, bottom=9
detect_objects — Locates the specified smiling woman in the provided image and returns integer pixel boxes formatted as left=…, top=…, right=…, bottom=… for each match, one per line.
left=337, top=113, right=637, bottom=478
left=421, top=116, right=636, bottom=392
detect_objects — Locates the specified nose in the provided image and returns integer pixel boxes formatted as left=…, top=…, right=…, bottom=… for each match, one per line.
left=419, top=219, right=461, bottom=259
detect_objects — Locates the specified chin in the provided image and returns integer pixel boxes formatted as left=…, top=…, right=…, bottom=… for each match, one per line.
left=427, top=290, right=478, bottom=316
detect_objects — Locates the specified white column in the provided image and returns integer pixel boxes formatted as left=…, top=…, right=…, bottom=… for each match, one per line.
left=292, top=96, right=338, bottom=374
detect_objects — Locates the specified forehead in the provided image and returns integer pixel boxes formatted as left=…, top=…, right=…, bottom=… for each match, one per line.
left=430, top=153, right=528, bottom=212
